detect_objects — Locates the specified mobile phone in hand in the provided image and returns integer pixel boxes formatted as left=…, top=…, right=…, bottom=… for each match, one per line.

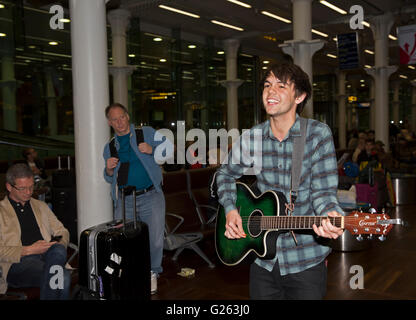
left=50, top=235, right=62, bottom=242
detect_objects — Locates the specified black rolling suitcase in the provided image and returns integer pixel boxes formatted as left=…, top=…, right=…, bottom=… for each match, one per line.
left=78, top=186, right=151, bottom=300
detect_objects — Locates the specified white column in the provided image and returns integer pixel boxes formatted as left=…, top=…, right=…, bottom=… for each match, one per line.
left=107, top=9, right=135, bottom=110
left=337, top=71, right=347, bottom=149
left=369, top=79, right=375, bottom=130
left=366, top=13, right=397, bottom=151
left=221, top=39, right=243, bottom=130
left=392, top=81, right=400, bottom=126
left=45, top=67, right=58, bottom=136
left=69, top=0, right=112, bottom=237
left=279, top=0, right=324, bottom=118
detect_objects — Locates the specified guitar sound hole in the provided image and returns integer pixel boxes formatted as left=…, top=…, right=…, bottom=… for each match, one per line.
left=247, top=210, right=262, bottom=238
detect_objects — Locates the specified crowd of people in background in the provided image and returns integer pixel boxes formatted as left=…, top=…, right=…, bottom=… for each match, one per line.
left=345, top=124, right=416, bottom=172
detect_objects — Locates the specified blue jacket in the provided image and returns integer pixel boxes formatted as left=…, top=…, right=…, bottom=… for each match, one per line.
left=103, top=124, right=172, bottom=204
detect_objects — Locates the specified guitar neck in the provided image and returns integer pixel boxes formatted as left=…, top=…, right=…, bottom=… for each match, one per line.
left=261, top=216, right=344, bottom=230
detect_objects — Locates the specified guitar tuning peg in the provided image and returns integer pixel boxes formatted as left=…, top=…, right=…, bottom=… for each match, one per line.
left=356, top=234, right=364, bottom=242
left=368, top=234, right=373, bottom=240
left=378, top=235, right=386, bottom=241
left=369, top=208, right=377, bottom=214
left=381, top=208, right=386, bottom=214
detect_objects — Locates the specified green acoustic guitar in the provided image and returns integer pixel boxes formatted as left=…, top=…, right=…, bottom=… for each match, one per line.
left=215, top=182, right=404, bottom=266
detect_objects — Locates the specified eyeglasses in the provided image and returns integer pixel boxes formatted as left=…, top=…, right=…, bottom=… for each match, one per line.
left=11, top=184, right=34, bottom=192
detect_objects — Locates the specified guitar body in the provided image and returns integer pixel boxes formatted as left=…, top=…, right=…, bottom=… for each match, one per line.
left=215, top=182, right=287, bottom=266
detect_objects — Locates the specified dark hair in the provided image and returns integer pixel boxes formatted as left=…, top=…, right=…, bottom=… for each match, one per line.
left=6, top=163, right=34, bottom=185
left=105, top=103, right=128, bottom=119
left=261, top=63, right=312, bottom=114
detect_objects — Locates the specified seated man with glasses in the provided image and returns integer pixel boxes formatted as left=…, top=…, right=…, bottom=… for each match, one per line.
left=0, top=163, right=71, bottom=299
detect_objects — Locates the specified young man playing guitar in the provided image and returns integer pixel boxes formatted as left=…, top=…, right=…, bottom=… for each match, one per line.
left=216, top=63, right=344, bottom=300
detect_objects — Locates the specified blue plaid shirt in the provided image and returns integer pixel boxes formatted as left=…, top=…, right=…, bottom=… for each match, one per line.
left=216, top=115, right=344, bottom=275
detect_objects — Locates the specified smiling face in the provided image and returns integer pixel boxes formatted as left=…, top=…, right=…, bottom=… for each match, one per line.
left=262, top=72, right=306, bottom=118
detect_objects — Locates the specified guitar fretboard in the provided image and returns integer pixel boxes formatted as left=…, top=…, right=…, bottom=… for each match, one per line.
left=260, top=216, right=343, bottom=230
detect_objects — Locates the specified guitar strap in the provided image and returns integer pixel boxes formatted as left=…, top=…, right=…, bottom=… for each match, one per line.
left=287, top=117, right=308, bottom=245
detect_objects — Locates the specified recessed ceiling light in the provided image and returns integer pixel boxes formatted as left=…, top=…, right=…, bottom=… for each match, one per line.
left=0, top=32, right=6, bottom=37
left=153, top=37, right=162, bottom=42
left=227, top=0, right=251, bottom=8
left=327, top=53, right=337, bottom=58
left=399, top=74, right=408, bottom=79
left=211, top=20, right=244, bottom=31
left=158, top=4, right=200, bottom=18
left=319, top=1, right=347, bottom=14
left=312, top=29, right=328, bottom=38
left=160, top=58, right=167, bottom=62
left=261, top=11, right=291, bottom=24
left=263, top=60, right=270, bottom=64
left=128, top=54, right=135, bottom=57
left=0, top=4, right=5, bottom=9
left=217, top=51, right=225, bottom=55
left=389, top=34, right=397, bottom=41
left=49, top=41, right=59, bottom=46
left=188, top=44, right=196, bottom=49
left=365, top=49, right=374, bottom=55
left=59, top=18, right=70, bottom=23
left=408, top=65, right=415, bottom=70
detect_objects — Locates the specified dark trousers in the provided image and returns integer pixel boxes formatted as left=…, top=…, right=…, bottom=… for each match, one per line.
left=249, top=260, right=327, bottom=300
left=7, top=243, right=71, bottom=300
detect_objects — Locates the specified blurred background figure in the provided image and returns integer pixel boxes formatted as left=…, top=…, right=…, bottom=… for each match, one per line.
left=22, top=148, right=47, bottom=180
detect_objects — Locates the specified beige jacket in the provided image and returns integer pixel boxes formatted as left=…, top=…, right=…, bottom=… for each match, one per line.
left=0, top=196, right=69, bottom=294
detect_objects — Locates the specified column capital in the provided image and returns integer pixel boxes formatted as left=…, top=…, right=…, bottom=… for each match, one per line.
left=107, top=9, right=131, bottom=36
left=108, top=65, right=136, bottom=76
left=368, top=13, right=395, bottom=41
left=279, top=39, right=325, bottom=58
left=365, top=65, right=398, bottom=78
left=220, top=79, right=244, bottom=89
left=223, top=38, right=240, bottom=58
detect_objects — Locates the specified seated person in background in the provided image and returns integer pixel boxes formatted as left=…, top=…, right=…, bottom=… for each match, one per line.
left=22, top=148, right=47, bottom=180
left=352, top=132, right=367, bottom=163
left=374, top=140, right=395, bottom=170
left=0, top=164, right=71, bottom=299
left=356, top=139, right=378, bottom=167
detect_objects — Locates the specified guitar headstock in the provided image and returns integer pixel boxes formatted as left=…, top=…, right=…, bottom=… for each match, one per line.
left=344, top=211, right=402, bottom=240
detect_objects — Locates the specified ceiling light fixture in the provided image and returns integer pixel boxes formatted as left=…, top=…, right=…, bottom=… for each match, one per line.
left=365, top=49, right=374, bottom=55
left=153, top=37, right=162, bottom=42
left=261, top=11, right=291, bottom=24
left=312, top=29, right=328, bottom=37
left=362, top=21, right=370, bottom=28
left=327, top=53, right=337, bottom=58
left=319, top=1, right=347, bottom=14
left=227, top=0, right=251, bottom=8
left=211, top=20, right=244, bottom=31
left=49, top=41, right=58, bottom=45
left=389, top=34, right=397, bottom=41
left=158, top=5, right=200, bottom=18
left=188, top=44, right=196, bottom=49
left=0, top=32, right=6, bottom=37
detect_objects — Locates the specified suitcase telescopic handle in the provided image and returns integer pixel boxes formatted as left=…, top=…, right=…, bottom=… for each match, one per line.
left=121, top=186, right=138, bottom=230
